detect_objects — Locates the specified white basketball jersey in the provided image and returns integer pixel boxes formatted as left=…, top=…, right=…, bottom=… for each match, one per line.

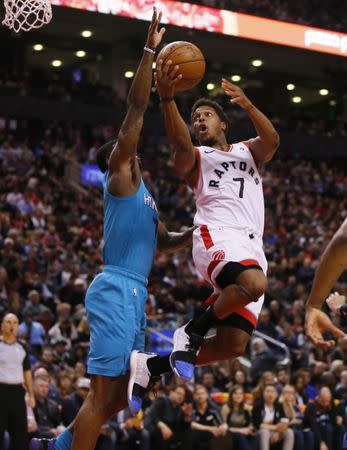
left=193, top=142, right=264, bottom=236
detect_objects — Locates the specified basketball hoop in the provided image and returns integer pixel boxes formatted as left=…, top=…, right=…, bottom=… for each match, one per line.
left=2, top=0, right=52, bottom=32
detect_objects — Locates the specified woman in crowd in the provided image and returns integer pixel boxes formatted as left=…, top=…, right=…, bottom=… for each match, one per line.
left=222, top=385, right=257, bottom=450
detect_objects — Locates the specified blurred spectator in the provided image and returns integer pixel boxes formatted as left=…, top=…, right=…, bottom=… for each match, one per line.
left=304, top=386, right=343, bottom=450
left=335, top=370, right=347, bottom=401
left=221, top=385, right=257, bottom=450
left=117, top=408, right=150, bottom=450
left=32, top=376, right=64, bottom=439
left=23, top=290, right=47, bottom=321
left=144, top=386, right=192, bottom=450
left=191, top=384, right=227, bottom=450
left=280, top=384, right=314, bottom=450
left=18, top=311, right=46, bottom=357
left=253, top=384, right=294, bottom=450
left=250, top=339, right=279, bottom=382
left=61, top=377, right=90, bottom=426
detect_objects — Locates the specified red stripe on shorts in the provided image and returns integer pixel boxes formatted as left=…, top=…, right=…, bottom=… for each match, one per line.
left=239, top=259, right=260, bottom=267
left=200, top=225, right=214, bottom=250
left=235, top=307, right=257, bottom=327
left=207, top=260, right=223, bottom=282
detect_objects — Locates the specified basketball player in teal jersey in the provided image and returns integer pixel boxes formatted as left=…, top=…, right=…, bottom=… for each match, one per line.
left=30, top=9, right=193, bottom=450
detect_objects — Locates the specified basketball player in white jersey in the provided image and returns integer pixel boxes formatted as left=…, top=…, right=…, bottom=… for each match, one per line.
left=155, top=61, right=280, bottom=380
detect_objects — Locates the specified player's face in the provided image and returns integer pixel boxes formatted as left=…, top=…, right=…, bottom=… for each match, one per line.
left=192, top=106, right=226, bottom=146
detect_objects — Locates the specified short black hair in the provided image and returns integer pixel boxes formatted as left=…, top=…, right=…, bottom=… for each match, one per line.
left=95, top=140, right=117, bottom=173
left=191, top=98, right=229, bottom=131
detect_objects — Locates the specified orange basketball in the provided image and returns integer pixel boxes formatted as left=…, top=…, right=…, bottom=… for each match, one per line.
left=156, top=41, right=205, bottom=92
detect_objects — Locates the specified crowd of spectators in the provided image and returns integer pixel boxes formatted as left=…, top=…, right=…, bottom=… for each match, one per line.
left=2, top=66, right=346, bottom=141
left=178, top=0, right=347, bottom=32
left=0, top=90, right=346, bottom=450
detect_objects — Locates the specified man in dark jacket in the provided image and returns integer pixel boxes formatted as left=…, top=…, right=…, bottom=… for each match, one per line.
left=144, top=386, right=192, bottom=450
left=33, top=376, right=62, bottom=439
left=61, top=378, right=90, bottom=426
left=304, top=386, right=343, bottom=450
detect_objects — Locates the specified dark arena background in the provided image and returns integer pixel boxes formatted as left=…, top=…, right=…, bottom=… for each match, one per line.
left=0, top=1, right=346, bottom=450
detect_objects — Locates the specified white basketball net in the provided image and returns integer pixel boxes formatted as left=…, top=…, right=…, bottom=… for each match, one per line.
left=2, top=0, right=52, bottom=32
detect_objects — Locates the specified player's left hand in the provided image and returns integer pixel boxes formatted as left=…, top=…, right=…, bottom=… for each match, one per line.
left=221, top=78, right=253, bottom=110
left=146, top=7, right=166, bottom=50
left=305, top=306, right=345, bottom=349
left=181, top=226, right=197, bottom=246
left=326, top=291, right=345, bottom=313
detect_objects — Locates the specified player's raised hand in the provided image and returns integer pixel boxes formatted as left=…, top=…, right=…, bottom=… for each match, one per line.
left=221, top=78, right=252, bottom=110
left=154, top=60, right=182, bottom=98
left=146, top=7, right=166, bottom=50
left=305, top=306, right=345, bottom=349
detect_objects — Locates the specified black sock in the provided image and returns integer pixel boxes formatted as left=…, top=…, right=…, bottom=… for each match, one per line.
left=186, top=305, right=217, bottom=338
left=147, top=355, right=172, bottom=376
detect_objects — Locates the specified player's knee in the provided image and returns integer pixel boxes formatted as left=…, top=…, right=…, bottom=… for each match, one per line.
left=88, top=389, right=114, bottom=421
left=238, top=271, right=267, bottom=301
left=231, top=337, right=249, bottom=358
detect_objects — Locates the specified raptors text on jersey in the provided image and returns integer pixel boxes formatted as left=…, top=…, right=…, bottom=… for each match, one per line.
left=193, top=142, right=264, bottom=236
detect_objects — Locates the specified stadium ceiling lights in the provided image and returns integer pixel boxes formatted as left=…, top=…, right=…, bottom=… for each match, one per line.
left=76, top=50, right=86, bottom=58
left=81, top=30, right=92, bottom=38
left=124, top=71, right=134, bottom=78
left=251, top=59, right=263, bottom=67
left=286, top=83, right=295, bottom=91
left=51, top=60, right=62, bottom=67
left=231, top=75, right=241, bottom=82
left=292, top=96, right=302, bottom=104
left=319, top=89, right=329, bottom=96
left=33, top=44, right=44, bottom=51
left=206, top=83, right=215, bottom=90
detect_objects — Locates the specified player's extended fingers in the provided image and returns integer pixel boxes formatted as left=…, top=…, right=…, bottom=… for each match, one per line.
left=168, top=65, right=180, bottom=80
left=223, top=89, right=236, bottom=97
left=329, top=323, right=346, bottom=339
left=158, top=26, right=166, bottom=39
left=162, top=59, right=173, bottom=76
left=170, top=74, right=183, bottom=86
left=152, top=6, right=157, bottom=20
left=222, top=78, right=239, bottom=90
left=316, top=339, right=335, bottom=349
left=230, top=96, right=243, bottom=104
left=155, top=60, right=163, bottom=77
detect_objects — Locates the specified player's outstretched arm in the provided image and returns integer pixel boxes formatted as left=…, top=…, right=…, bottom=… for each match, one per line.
left=305, top=218, right=347, bottom=348
left=108, top=8, right=165, bottom=176
left=221, top=79, right=279, bottom=164
left=157, top=221, right=196, bottom=253
left=155, top=61, right=197, bottom=182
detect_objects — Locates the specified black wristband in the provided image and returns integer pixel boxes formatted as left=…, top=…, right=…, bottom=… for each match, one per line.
left=160, top=97, right=174, bottom=103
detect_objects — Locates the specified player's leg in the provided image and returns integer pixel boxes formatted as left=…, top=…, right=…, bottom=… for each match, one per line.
left=170, top=228, right=267, bottom=380
left=196, top=316, right=253, bottom=365
left=70, top=374, right=128, bottom=450
left=128, top=311, right=255, bottom=414
left=30, top=376, right=130, bottom=450
left=128, top=302, right=172, bottom=415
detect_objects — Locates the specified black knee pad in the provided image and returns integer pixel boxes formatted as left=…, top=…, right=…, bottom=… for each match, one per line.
left=215, top=261, right=262, bottom=290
